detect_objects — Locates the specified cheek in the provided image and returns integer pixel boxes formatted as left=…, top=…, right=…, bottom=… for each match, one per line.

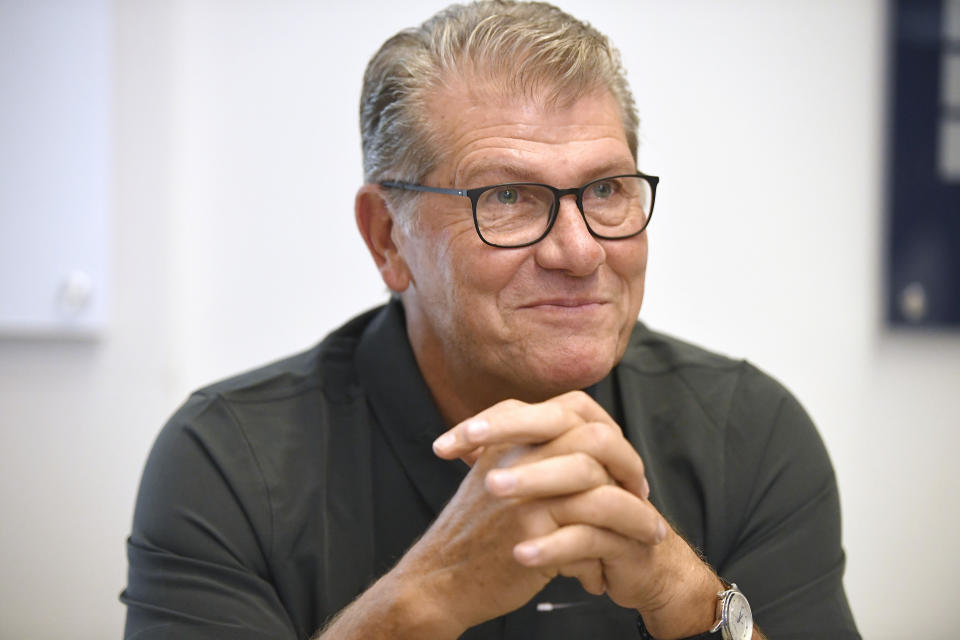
left=412, top=232, right=528, bottom=341
left=406, top=224, right=470, bottom=295
left=609, top=237, right=648, bottom=304
left=611, top=234, right=647, bottom=270
left=454, top=244, right=531, bottom=305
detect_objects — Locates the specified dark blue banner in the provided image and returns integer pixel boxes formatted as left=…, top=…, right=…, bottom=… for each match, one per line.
left=887, top=0, right=960, bottom=326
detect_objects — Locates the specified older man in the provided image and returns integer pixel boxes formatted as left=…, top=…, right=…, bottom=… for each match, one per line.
left=122, top=2, right=860, bottom=639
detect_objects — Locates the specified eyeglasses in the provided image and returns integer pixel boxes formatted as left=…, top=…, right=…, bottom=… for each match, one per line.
left=379, top=172, right=659, bottom=248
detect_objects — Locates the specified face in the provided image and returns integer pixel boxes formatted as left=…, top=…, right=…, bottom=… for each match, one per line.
left=391, top=86, right=648, bottom=417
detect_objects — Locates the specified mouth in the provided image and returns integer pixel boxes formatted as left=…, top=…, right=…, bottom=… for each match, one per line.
left=520, top=298, right=608, bottom=310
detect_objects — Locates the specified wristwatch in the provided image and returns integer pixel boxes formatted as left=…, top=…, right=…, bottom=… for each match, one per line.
left=636, top=582, right=753, bottom=640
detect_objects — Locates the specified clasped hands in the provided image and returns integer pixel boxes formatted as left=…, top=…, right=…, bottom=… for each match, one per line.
left=390, top=390, right=718, bottom=638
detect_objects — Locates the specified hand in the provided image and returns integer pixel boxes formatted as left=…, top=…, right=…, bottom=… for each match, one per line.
left=318, top=393, right=720, bottom=640
left=382, top=441, right=605, bottom=637
left=432, top=392, right=667, bottom=603
left=434, top=391, right=649, bottom=497
left=434, top=391, right=724, bottom=637
left=382, top=392, right=661, bottom=635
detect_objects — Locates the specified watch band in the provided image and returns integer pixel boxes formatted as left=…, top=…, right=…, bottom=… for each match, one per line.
left=635, top=615, right=714, bottom=640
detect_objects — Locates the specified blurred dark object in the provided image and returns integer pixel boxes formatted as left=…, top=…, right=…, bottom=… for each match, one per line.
left=887, top=0, right=960, bottom=326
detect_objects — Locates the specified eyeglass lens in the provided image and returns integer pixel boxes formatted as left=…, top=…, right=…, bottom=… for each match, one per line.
left=475, top=176, right=652, bottom=247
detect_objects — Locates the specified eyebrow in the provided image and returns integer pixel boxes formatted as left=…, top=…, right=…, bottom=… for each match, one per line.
left=459, top=160, right=638, bottom=188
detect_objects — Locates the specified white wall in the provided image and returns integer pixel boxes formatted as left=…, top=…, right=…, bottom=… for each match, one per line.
left=0, top=1, right=958, bottom=638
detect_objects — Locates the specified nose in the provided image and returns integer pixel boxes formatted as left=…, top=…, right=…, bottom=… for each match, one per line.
left=533, top=195, right=605, bottom=276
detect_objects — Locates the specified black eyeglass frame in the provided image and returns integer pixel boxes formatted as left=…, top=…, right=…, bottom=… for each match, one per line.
left=379, top=172, right=660, bottom=248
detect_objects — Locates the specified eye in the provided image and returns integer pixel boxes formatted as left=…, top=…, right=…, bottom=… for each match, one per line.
left=590, top=181, right=614, bottom=198
left=495, top=188, right=519, bottom=205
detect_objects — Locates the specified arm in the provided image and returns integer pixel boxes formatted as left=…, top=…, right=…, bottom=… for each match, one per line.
left=122, top=394, right=298, bottom=639
left=711, top=369, right=859, bottom=638
left=125, top=390, right=653, bottom=640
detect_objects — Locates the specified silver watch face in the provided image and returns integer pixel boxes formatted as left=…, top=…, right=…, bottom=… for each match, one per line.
left=722, top=590, right=753, bottom=640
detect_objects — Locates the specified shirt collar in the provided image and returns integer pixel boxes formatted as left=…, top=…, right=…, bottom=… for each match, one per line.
left=355, top=298, right=468, bottom=515
left=354, top=297, right=622, bottom=515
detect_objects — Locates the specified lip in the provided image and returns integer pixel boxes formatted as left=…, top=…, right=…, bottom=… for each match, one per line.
left=520, top=298, right=608, bottom=309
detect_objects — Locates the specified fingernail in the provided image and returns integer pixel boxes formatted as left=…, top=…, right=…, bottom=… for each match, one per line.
left=486, top=470, right=517, bottom=494
left=466, top=419, right=489, bottom=441
left=641, top=478, right=650, bottom=500
left=515, top=542, right=540, bottom=564
left=432, top=433, right=455, bottom=453
left=655, top=519, right=667, bottom=543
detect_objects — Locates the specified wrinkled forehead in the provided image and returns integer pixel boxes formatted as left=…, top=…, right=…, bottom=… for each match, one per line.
left=421, top=69, right=629, bottom=162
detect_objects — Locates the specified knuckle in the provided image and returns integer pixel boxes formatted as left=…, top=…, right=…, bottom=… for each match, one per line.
left=570, top=450, right=593, bottom=468
left=587, top=460, right=609, bottom=487
left=582, top=421, right=613, bottom=449
left=561, top=389, right=589, bottom=404
left=572, top=492, right=605, bottom=523
left=581, top=501, right=603, bottom=525
left=544, top=402, right=566, bottom=424
left=570, top=452, right=604, bottom=487
left=516, top=502, right=553, bottom=537
left=581, top=525, right=607, bottom=556
left=570, top=390, right=591, bottom=408
left=555, top=390, right=591, bottom=415
left=593, top=483, right=622, bottom=507
left=494, top=398, right=524, bottom=413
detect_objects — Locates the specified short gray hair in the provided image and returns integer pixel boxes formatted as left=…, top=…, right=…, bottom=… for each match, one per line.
left=360, top=0, right=639, bottom=216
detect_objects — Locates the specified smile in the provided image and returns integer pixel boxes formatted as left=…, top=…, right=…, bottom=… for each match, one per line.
left=521, top=299, right=608, bottom=310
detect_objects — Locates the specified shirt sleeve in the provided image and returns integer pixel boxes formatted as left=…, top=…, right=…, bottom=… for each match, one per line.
left=718, top=365, right=860, bottom=639
left=120, top=393, right=300, bottom=640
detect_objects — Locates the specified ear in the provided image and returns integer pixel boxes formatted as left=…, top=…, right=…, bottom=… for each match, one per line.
left=355, top=184, right=412, bottom=293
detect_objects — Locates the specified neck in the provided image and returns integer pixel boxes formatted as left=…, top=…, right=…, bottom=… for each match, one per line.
left=411, top=340, right=520, bottom=427
left=397, top=297, right=601, bottom=427
left=403, top=323, right=551, bottom=427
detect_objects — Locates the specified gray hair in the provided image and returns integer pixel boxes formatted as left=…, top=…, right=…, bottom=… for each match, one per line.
left=359, top=0, right=639, bottom=219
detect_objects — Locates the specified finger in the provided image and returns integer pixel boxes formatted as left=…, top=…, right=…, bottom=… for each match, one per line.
left=485, top=452, right=610, bottom=498
left=433, top=399, right=577, bottom=459
left=432, top=391, right=617, bottom=457
left=550, top=390, right=618, bottom=427
left=546, top=485, right=667, bottom=545
left=548, top=394, right=640, bottom=491
left=557, top=559, right=606, bottom=596
left=514, top=524, right=639, bottom=568
left=496, top=421, right=648, bottom=500
left=459, top=445, right=485, bottom=468
left=433, top=393, right=647, bottom=499
left=433, top=394, right=624, bottom=464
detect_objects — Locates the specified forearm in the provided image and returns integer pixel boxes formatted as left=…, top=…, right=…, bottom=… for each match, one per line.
left=637, top=530, right=767, bottom=640
left=312, top=568, right=461, bottom=640
left=636, top=530, right=722, bottom=639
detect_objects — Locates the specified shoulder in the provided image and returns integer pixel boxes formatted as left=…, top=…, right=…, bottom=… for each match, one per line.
left=193, top=304, right=384, bottom=409
left=617, top=324, right=840, bottom=576
left=620, top=321, right=743, bottom=375
left=136, top=305, right=388, bottom=550
left=149, top=305, right=388, bottom=498
left=618, top=322, right=796, bottom=435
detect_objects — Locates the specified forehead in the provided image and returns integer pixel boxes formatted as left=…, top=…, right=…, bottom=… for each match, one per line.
left=422, top=80, right=633, bottom=185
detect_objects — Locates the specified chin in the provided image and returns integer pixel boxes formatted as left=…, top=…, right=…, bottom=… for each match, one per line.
left=524, top=351, right=617, bottom=397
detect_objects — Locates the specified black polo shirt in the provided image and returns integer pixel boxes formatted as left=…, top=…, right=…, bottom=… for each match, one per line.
left=122, top=299, right=860, bottom=639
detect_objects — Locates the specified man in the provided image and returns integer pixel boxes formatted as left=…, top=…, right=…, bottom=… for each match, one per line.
left=122, top=2, right=860, bottom=639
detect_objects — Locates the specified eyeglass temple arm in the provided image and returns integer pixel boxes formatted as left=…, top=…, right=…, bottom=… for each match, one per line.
left=379, top=181, right=469, bottom=197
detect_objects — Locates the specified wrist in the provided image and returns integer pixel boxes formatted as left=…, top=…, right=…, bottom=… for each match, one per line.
left=378, top=565, right=466, bottom=640
left=637, top=533, right=723, bottom=639
left=319, top=566, right=464, bottom=640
